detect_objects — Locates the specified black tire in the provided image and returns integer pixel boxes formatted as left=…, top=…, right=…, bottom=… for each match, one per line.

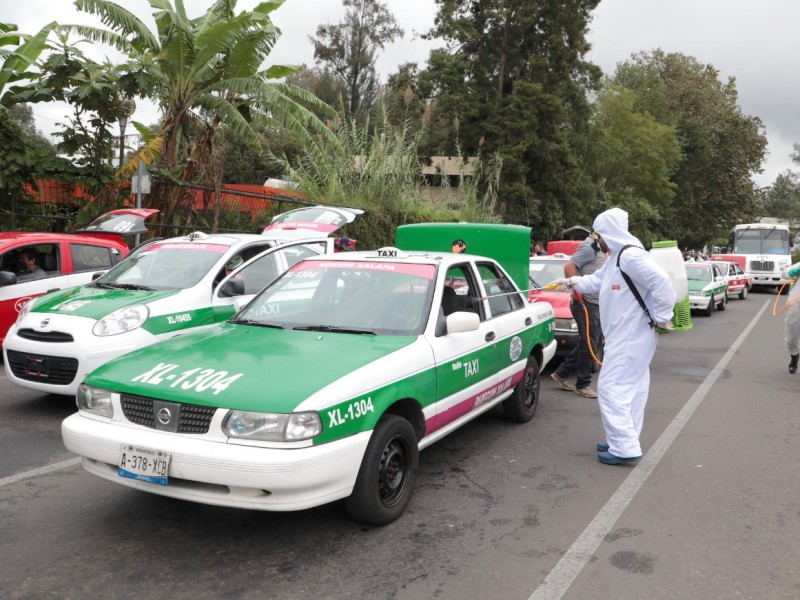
left=345, top=415, right=418, bottom=525
left=502, top=356, right=541, bottom=422
left=739, top=286, right=748, bottom=300
left=717, top=293, right=727, bottom=311
left=703, top=295, right=714, bottom=316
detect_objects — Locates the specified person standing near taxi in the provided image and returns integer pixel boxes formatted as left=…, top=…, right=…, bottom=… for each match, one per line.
left=550, top=235, right=607, bottom=398
left=552, top=208, right=675, bottom=465
left=780, top=262, right=800, bottom=374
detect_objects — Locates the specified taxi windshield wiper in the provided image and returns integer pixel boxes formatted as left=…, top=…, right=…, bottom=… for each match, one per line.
left=292, top=325, right=376, bottom=335
left=229, top=318, right=284, bottom=328
left=104, top=283, right=156, bottom=291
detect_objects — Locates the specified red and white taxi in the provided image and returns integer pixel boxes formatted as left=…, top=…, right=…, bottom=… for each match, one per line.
left=711, top=260, right=752, bottom=300
left=0, top=209, right=157, bottom=346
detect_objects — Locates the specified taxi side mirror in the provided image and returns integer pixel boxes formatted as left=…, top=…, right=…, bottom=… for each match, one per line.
left=446, top=311, right=480, bottom=334
left=219, top=278, right=245, bottom=297
left=0, top=271, right=17, bottom=287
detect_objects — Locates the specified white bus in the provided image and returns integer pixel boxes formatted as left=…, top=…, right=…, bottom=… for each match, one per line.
left=726, top=223, right=793, bottom=290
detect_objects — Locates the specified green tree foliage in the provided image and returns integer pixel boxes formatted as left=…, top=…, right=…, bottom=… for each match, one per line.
left=611, top=50, right=767, bottom=248
left=286, top=64, right=345, bottom=116
left=417, top=0, right=602, bottom=239
left=275, top=104, right=498, bottom=249
left=578, top=83, right=681, bottom=246
left=0, top=21, right=54, bottom=106
left=311, top=0, right=403, bottom=120
left=382, top=63, right=426, bottom=131
left=65, top=0, right=337, bottom=225
left=765, top=145, right=800, bottom=227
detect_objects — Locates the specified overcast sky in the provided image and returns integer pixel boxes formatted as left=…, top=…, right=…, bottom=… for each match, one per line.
left=6, top=0, right=799, bottom=187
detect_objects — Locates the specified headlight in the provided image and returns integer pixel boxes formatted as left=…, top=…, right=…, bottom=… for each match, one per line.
left=93, top=304, right=149, bottom=336
left=77, top=385, right=114, bottom=418
left=223, top=411, right=321, bottom=441
left=15, top=298, right=34, bottom=325
left=554, top=318, right=578, bottom=332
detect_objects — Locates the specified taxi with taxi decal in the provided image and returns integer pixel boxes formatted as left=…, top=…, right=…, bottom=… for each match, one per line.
left=686, top=262, right=728, bottom=315
left=61, top=233, right=556, bottom=525
left=4, top=205, right=360, bottom=396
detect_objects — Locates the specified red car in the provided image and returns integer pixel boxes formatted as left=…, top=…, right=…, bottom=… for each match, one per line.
left=0, top=209, right=158, bottom=345
left=529, top=253, right=579, bottom=357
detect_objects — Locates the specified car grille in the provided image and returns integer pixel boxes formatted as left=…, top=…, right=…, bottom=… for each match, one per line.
left=16, top=329, right=75, bottom=343
left=5, top=350, right=79, bottom=385
left=750, top=260, right=774, bottom=272
left=120, top=394, right=217, bottom=434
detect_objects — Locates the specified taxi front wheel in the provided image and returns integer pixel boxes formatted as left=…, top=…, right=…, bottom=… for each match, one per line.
left=502, top=355, right=540, bottom=423
left=345, top=415, right=419, bottom=525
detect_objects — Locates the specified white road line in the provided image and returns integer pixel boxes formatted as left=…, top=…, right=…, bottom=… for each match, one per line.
left=529, top=299, right=771, bottom=600
left=0, top=457, right=81, bottom=488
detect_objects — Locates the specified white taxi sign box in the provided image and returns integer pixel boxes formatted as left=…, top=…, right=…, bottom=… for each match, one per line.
left=118, top=445, right=170, bottom=486
left=373, top=247, right=408, bottom=259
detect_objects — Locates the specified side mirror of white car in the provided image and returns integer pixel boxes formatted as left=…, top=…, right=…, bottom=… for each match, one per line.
left=446, top=311, right=480, bottom=334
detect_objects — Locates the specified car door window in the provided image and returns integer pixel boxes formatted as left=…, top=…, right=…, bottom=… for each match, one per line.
left=477, top=263, right=524, bottom=318
left=70, top=243, right=115, bottom=272
left=221, top=241, right=327, bottom=296
left=442, top=265, right=484, bottom=320
left=4, top=243, right=59, bottom=281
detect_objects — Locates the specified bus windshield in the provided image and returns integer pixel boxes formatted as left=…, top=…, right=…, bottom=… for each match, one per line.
left=732, top=228, right=790, bottom=255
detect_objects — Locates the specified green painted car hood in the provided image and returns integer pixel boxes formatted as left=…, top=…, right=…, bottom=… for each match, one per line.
left=31, top=285, right=180, bottom=318
left=85, top=323, right=416, bottom=413
left=687, top=280, right=719, bottom=292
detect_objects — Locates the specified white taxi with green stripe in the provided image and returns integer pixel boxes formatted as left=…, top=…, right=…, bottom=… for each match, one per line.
left=62, top=243, right=556, bottom=525
left=686, top=262, right=728, bottom=315
left=4, top=232, right=334, bottom=395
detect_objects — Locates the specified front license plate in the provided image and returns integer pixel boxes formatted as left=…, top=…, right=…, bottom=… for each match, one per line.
left=118, top=445, right=170, bottom=486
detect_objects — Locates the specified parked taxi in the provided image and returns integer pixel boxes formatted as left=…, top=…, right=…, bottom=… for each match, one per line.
left=61, top=225, right=556, bottom=525
left=686, top=262, right=728, bottom=315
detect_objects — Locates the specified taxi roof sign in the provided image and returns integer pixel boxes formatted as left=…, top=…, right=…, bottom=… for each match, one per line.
left=372, top=246, right=409, bottom=258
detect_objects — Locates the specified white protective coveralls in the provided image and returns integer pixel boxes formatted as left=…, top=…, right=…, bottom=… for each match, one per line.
left=572, top=208, right=676, bottom=458
left=784, top=263, right=800, bottom=358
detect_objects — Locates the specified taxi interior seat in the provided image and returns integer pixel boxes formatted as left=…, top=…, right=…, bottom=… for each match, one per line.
left=441, top=286, right=461, bottom=316
left=43, top=252, right=58, bottom=273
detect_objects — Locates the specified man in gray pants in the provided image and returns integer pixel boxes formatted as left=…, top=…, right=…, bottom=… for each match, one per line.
left=550, top=235, right=606, bottom=397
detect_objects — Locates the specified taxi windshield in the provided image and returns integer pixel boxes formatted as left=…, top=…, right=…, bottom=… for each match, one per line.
left=96, top=242, right=227, bottom=290
left=685, top=265, right=712, bottom=282
left=529, top=260, right=567, bottom=288
left=235, top=260, right=436, bottom=335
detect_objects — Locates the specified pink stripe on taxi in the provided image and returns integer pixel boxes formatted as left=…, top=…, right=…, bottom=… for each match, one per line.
left=425, top=371, right=525, bottom=435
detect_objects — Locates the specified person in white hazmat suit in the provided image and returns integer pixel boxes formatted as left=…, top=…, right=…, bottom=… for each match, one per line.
left=780, top=263, right=800, bottom=374
left=552, top=208, right=676, bottom=465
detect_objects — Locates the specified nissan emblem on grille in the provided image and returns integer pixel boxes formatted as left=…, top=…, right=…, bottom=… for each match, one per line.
left=157, top=407, right=172, bottom=425
left=153, top=400, right=181, bottom=432
left=39, top=318, right=50, bottom=328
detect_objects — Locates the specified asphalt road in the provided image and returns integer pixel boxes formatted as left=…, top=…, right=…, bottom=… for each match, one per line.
left=1, top=291, right=798, bottom=600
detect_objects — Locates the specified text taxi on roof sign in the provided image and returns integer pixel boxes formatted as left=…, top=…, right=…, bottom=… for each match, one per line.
left=61, top=222, right=556, bottom=525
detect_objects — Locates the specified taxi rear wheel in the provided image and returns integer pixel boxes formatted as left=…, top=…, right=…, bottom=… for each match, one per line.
left=345, top=415, right=419, bottom=525
left=739, top=286, right=748, bottom=300
left=502, top=356, right=540, bottom=423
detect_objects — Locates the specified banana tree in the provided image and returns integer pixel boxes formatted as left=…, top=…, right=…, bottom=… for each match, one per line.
left=0, top=21, right=55, bottom=106
left=65, top=0, right=338, bottom=225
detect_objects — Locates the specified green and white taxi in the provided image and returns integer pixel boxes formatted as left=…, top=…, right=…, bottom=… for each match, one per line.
left=61, top=239, right=556, bottom=524
left=4, top=205, right=362, bottom=396
left=686, top=262, right=728, bottom=316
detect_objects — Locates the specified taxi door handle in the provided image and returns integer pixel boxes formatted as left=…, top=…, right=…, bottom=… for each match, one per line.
left=524, top=317, right=532, bottom=326
left=485, top=331, right=495, bottom=342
